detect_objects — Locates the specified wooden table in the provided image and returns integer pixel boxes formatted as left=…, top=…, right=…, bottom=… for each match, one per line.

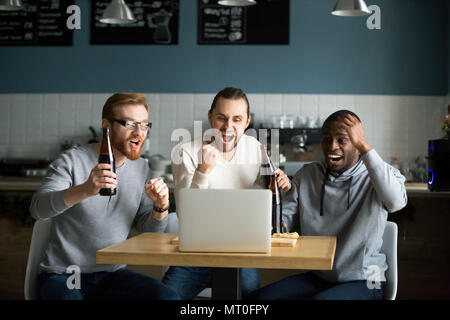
left=96, top=232, right=336, bottom=299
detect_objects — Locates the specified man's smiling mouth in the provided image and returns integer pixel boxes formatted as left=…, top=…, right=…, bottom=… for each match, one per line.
left=328, top=154, right=343, bottom=162
left=222, top=133, right=235, bottom=143
left=129, top=139, right=142, bottom=148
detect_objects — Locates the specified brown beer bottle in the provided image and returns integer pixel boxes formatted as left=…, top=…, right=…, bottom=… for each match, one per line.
left=98, top=127, right=116, bottom=196
left=260, top=145, right=282, bottom=234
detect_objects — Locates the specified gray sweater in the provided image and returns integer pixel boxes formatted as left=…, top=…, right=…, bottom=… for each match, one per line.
left=30, top=144, right=168, bottom=274
left=283, top=149, right=407, bottom=283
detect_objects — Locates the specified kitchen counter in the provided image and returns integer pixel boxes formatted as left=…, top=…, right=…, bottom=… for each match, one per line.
left=1, top=176, right=448, bottom=197
left=405, top=183, right=450, bottom=197
left=0, top=176, right=176, bottom=193
left=0, top=176, right=45, bottom=191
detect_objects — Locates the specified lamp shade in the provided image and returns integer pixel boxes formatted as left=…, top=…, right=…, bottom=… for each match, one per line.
left=100, top=0, right=136, bottom=25
left=332, top=0, right=370, bottom=16
left=218, top=0, right=256, bottom=6
left=0, top=0, right=24, bottom=11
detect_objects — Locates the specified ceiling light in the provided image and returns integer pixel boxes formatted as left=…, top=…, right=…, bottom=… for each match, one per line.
left=100, top=0, right=136, bottom=25
left=218, top=0, right=257, bottom=6
left=332, top=0, right=370, bottom=17
left=0, top=0, right=24, bottom=11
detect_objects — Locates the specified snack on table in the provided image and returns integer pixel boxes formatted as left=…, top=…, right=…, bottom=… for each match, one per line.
left=272, top=232, right=299, bottom=239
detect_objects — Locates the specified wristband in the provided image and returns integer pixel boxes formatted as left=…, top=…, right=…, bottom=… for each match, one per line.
left=153, top=204, right=169, bottom=213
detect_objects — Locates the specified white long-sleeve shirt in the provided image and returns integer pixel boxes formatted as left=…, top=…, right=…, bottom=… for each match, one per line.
left=171, top=134, right=263, bottom=193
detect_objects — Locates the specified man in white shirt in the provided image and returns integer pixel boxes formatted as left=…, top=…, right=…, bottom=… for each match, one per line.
left=163, top=87, right=290, bottom=299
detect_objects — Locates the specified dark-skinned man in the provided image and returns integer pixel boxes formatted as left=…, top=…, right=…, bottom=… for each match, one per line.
left=250, top=110, right=407, bottom=300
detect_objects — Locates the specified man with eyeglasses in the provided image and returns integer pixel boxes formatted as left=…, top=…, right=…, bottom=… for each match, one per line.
left=30, top=93, right=179, bottom=300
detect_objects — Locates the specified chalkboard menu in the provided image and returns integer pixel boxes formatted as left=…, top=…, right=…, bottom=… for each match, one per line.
left=0, top=0, right=73, bottom=46
left=198, top=0, right=289, bottom=45
left=91, top=0, right=179, bottom=45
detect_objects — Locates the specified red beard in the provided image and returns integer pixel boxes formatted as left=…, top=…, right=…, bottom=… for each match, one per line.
left=112, top=136, right=143, bottom=160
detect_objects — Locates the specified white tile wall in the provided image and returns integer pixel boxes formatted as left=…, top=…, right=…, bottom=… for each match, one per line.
left=0, top=93, right=447, bottom=166
left=0, top=95, right=11, bottom=146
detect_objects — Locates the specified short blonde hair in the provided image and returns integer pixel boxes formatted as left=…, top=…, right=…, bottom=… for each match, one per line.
left=102, top=93, right=149, bottom=119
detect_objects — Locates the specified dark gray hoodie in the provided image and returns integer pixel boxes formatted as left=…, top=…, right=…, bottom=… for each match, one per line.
left=283, top=149, right=407, bottom=283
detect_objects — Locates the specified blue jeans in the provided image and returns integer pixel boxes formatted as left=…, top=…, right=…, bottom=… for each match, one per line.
left=249, top=272, right=385, bottom=300
left=37, top=269, right=180, bottom=300
left=162, top=266, right=260, bottom=300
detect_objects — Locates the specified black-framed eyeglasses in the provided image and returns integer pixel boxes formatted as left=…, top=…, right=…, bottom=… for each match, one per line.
left=111, top=119, right=152, bottom=131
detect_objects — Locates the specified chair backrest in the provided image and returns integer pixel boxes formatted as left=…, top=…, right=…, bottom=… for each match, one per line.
left=381, top=221, right=398, bottom=300
left=24, top=219, right=52, bottom=300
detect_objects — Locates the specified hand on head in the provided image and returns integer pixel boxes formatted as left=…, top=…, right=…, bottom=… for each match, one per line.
left=321, top=112, right=372, bottom=174
left=340, top=114, right=372, bottom=155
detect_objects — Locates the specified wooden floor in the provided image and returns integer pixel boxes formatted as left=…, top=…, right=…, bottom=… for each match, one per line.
left=0, top=217, right=32, bottom=300
left=390, top=196, right=450, bottom=300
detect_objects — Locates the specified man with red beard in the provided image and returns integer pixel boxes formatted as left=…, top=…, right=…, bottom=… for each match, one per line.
left=30, top=93, right=179, bottom=300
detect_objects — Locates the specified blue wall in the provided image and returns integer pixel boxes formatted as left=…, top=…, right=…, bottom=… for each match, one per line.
left=0, top=0, right=448, bottom=94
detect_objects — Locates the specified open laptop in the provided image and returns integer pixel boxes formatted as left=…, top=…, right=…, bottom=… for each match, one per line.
left=177, top=189, right=272, bottom=253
